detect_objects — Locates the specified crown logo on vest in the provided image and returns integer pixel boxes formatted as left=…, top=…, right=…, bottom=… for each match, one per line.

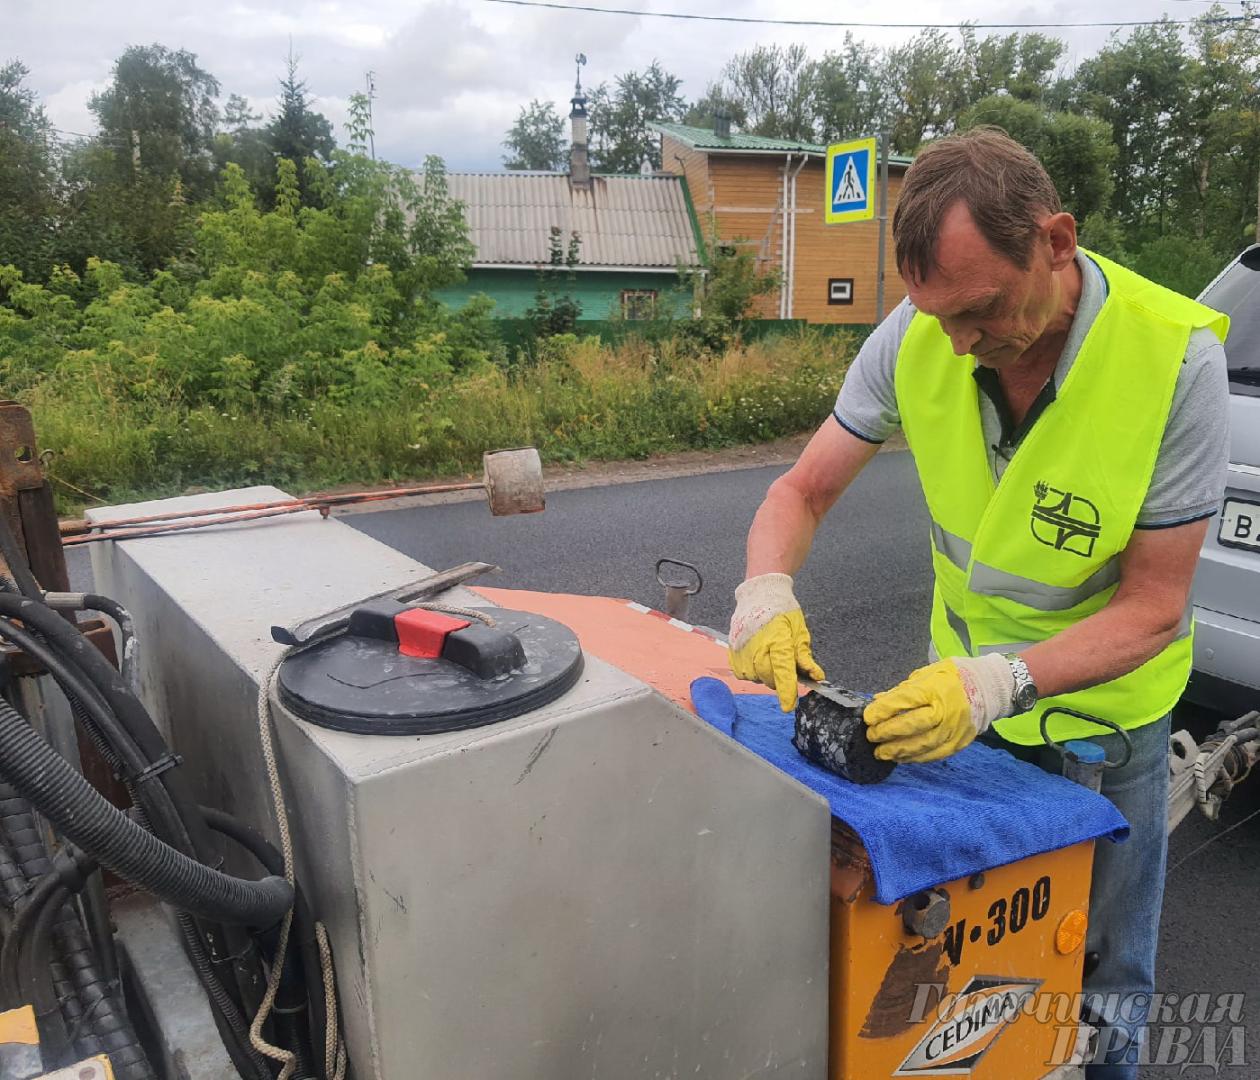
left=1030, top=481, right=1100, bottom=557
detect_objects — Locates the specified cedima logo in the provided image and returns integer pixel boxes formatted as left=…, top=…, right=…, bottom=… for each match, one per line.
left=895, top=975, right=1041, bottom=1075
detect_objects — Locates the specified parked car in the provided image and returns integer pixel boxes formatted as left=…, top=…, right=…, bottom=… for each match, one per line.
left=1185, top=245, right=1260, bottom=715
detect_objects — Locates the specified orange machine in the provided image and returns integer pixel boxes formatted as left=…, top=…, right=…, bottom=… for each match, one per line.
left=476, top=587, right=1095, bottom=1080
left=829, top=823, right=1093, bottom=1078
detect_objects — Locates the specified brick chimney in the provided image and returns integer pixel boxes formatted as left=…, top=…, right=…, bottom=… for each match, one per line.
left=714, top=107, right=732, bottom=140
left=570, top=87, right=590, bottom=188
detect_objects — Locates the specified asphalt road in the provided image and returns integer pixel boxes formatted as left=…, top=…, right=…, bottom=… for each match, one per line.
left=66, top=450, right=1258, bottom=1076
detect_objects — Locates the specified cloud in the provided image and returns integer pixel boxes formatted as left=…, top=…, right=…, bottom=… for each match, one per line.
left=6, top=0, right=1201, bottom=171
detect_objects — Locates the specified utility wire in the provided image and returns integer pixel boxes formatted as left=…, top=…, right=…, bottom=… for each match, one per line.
left=478, top=0, right=1254, bottom=29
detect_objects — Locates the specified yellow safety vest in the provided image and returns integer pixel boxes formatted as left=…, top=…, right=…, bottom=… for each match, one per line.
left=893, top=250, right=1228, bottom=744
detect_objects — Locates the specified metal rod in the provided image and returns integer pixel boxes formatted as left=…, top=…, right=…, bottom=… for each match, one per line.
left=60, top=481, right=485, bottom=538
left=62, top=503, right=322, bottom=545
left=876, top=130, right=890, bottom=324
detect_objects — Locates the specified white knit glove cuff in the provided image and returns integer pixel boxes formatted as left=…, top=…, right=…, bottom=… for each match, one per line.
left=952, top=653, right=1017, bottom=733
left=729, top=573, right=798, bottom=651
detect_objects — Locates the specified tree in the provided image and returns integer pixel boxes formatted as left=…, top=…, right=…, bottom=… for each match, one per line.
left=708, top=45, right=818, bottom=142
left=959, top=98, right=1116, bottom=221
left=959, top=30, right=1065, bottom=104
left=882, top=30, right=971, bottom=152
left=1176, top=11, right=1260, bottom=249
left=814, top=36, right=888, bottom=142
left=89, top=44, right=222, bottom=197
left=524, top=226, right=583, bottom=342
left=1070, top=22, right=1189, bottom=239
left=0, top=61, right=59, bottom=278
left=503, top=100, right=566, bottom=170
left=267, top=49, right=335, bottom=203
left=588, top=61, right=687, bottom=172
left=214, top=93, right=273, bottom=200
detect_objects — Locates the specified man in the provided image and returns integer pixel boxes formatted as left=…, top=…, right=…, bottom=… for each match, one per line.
left=728, top=128, right=1230, bottom=1079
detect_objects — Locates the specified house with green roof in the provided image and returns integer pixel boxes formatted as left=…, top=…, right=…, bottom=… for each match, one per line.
left=654, top=119, right=914, bottom=324
left=435, top=89, right=704, bottom=325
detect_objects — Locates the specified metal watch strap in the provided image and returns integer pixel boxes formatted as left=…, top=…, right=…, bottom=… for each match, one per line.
left=1003, top=653, right=1037, bottom=711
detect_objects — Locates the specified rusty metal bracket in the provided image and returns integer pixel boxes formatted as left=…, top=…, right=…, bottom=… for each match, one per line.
left=0, top=618, right=118, bottom=677
left=0, top=400, right=45, bottom=497
left=0, top=401, right=71, bottom=595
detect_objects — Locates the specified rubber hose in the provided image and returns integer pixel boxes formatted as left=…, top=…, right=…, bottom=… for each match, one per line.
left=202, top=806, right=328, bottom=1079
left=0, top=598, right=207, bottom=862
left=0, top=802, right=154, bottom=1078
left=12, top=868, right=155, bottom=1080
left=84, top=594, right=139, bottom=691
left=3, top=762, right=265, bottom=1080
left=0, top=515, right=44, bottom=600
left=20, top=881, right=76, bottom=1058
left=0, top=700, right=293, bottom=926
left=51, top=901, right=154, bottom=1080
left=0, top=618, right=264, bottom=1077
left=43, top=593, right=140, bottom=692
left=0, top=603, right=265, bottom=1021
left=175, top=910, right=274, bottom=1080
left=0, top=625, right=133, bottom=994
left=1, top=866, right=67, bottom=1005
left=0, top=830, right=26, bottom=916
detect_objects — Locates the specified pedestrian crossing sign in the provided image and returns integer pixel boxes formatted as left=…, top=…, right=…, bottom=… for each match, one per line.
left=825, top=137, right=877, bottom=224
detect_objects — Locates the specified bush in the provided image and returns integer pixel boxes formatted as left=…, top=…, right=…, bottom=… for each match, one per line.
left=19, top=326, right=857, bottom=511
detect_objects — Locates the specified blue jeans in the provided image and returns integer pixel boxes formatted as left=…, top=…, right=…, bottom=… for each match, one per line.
left=985, top=713, right=1171, bottom=1080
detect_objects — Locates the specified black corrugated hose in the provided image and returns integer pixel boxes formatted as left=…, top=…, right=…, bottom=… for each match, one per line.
left=0, top=793, right=154, bottom=1079
left=0, top=614, right=267, bottom=1077
left=0, top=602, right=277, bottom=1079
left=0, top=545, right=312, bottom=1077
left=0, top=593, right=275, bottom=1008
left=0, top=697, right=293, bottom=926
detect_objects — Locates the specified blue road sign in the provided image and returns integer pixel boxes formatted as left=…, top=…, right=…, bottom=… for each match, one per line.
left=825, top=138, right=877, bottom=224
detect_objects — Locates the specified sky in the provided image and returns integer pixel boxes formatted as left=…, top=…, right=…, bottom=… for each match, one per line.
left=2, top=0, right=1234, bottom=172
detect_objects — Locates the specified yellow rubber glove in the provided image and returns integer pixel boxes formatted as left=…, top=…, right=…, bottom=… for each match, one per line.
left=863, top=655, right=1015, bottom=763
left=728, top=573, right=825, bottom=712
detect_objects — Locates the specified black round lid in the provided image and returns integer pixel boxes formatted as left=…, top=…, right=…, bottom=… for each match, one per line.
left=278, top=602, right=584, bottom=735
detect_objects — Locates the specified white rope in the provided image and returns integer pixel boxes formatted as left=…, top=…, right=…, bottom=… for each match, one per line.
left=415, top=601, right=497, bottom=627
left=249, top=598, right=483, bottom=1075
left=249, top=649, right=300, bottom=1078
left=316, top=922, right=346, bottom=1079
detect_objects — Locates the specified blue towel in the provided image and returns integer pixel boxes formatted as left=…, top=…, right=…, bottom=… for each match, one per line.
left=690, top=678, right=1129, bottom=904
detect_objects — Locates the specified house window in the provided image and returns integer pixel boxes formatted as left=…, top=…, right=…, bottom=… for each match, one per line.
left=828, top=278, right=854, bottom=305
left=622, top=289, right=658, bottom=321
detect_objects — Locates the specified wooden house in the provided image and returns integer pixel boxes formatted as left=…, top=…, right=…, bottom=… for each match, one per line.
left=655, top=121, right=913, bottom=324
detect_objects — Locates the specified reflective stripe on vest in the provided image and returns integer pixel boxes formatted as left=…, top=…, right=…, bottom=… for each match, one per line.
left=897, top=249, right=1228, bottom=745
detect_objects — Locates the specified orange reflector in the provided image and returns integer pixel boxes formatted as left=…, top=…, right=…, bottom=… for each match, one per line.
left=1056, top=909, right=1088, bottom=954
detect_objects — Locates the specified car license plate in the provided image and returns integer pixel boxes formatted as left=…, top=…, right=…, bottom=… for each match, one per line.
left=1219, top=497, right=1260, bottom=552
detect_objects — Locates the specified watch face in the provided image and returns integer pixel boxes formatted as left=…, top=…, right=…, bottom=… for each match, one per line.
left=1014, top=684, right=1038, bottom=713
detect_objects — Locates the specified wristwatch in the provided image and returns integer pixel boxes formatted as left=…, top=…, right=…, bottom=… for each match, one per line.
left=1003, top=653, right=1039, bottom=714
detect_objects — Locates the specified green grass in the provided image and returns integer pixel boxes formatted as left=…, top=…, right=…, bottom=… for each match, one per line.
left=28, top=327, right=856, bottom=514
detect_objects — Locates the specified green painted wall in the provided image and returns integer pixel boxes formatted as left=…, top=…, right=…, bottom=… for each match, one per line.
left=435, top=268, right=692, bottom=320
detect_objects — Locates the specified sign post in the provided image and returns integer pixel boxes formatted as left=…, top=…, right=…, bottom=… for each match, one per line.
left=825, top=134, right=889, bottom=323
left=876, top=131, right=889, bottom=323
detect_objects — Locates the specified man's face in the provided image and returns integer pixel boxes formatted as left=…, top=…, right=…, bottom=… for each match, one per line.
left=902, top=202, right=1066, bottom=369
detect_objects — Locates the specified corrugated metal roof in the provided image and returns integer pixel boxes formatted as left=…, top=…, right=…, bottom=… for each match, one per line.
left=443, top=172, right=702, bottom=270
left=652, top=121, right=914, bottom=166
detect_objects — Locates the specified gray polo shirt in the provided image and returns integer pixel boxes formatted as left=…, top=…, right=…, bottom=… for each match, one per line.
left=833, top=252, right=1230, bottom=528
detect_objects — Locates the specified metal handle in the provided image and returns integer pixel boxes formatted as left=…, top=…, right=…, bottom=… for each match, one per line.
left=655, top=558, right=702, bottom=595
left=1039, top=706, right=1133, bottom=770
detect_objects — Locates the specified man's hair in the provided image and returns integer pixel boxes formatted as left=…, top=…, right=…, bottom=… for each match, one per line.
left=893, top=127, right=1062, bottom=282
